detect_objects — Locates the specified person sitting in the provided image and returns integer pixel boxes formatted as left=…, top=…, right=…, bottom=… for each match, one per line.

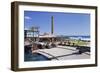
left=37, top=44, right=43, bottom=49
left=58, top=42, right=63, bottom=45
left=67, top=41, right=71, bottom=46
left=64, top=42, right=67, bottom=46
left=51, top=43, right=56, bottom=47
left=45, top=42, right=50, bottom=49
left=31, top=43, right=38, bottom=51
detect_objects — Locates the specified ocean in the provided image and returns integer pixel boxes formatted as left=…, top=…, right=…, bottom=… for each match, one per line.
left=68, top=36, right=90, bottom=41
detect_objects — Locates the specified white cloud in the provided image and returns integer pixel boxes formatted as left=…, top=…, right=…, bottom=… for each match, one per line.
left=24, top=16, right=32, bottom=20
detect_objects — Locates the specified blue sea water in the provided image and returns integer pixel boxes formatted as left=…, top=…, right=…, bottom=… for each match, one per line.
left=68, top=36, right=90, bottom=41
left=24, top=46, right=50, bottom=61
left=24, top=52, right=50, bottom=61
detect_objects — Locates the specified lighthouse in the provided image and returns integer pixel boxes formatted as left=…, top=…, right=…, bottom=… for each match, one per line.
left=51, top=16, right=54, bottom=43
left=51, top=16, right=54, bottom=35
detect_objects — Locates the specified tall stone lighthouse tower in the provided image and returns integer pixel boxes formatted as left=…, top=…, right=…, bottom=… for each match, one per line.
left=51, top=16, right=54, bottom=43
left=51, top=16, right=54, bottom=35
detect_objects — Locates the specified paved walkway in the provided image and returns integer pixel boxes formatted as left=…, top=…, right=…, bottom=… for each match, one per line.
left=32, top=46, right=90, bottom=60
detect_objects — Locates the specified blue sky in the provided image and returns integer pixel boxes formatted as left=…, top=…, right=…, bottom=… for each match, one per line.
left=24, top=11, right=90, bottom=36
